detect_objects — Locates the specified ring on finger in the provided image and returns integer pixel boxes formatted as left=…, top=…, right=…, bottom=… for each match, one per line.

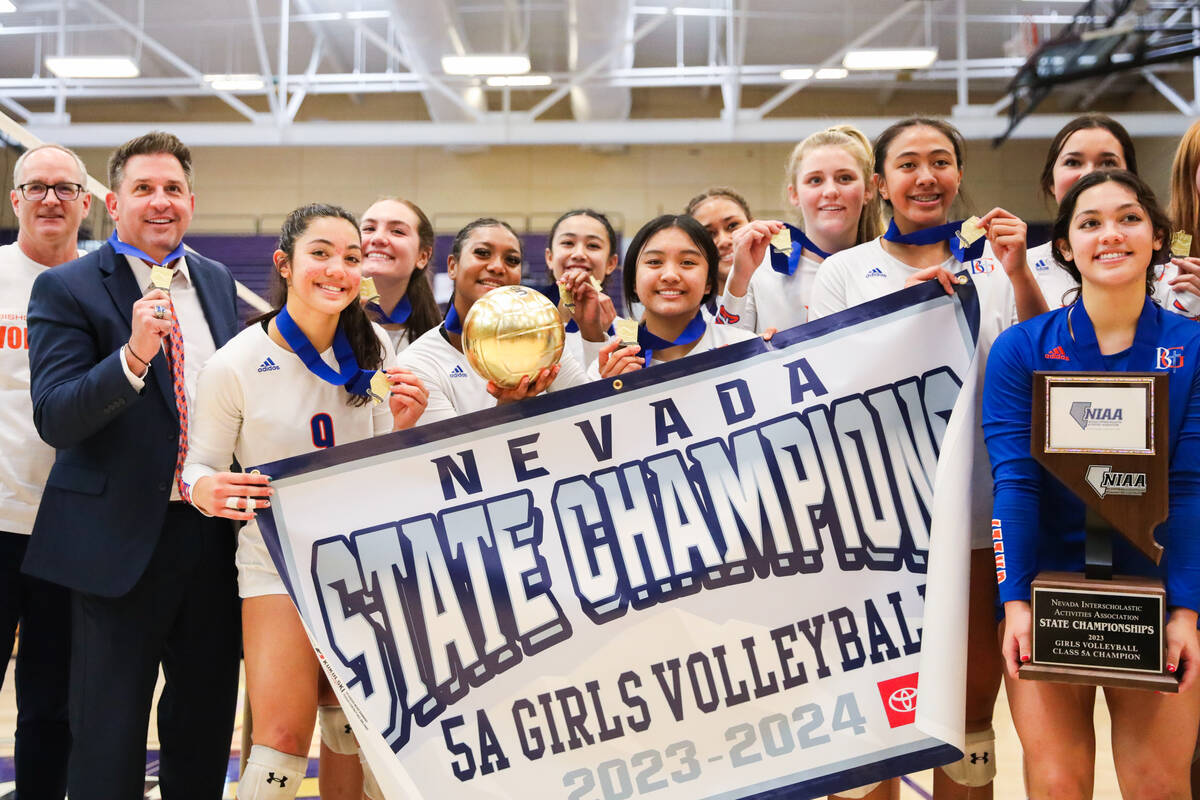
left=154, top=305, right=168, bottom=319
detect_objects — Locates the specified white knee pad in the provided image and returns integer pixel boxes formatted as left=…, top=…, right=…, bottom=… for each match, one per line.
left=238, top=745, right=307, bottom=800
left=836, top=782, right=881, bottom=799
left=940, top=727, right=997, bottom=788
left=359, top=751, right=383, bottom=800
left=318, top=705, right=360, bottom=755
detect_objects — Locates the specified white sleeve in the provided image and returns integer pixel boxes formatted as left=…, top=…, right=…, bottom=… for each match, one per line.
left=549, top=347, right=591, bottom=391
left=807, top=256, right=848, bottom=320
left=1155, top=263, right=1200, bottom=318
left=716, top=268, right=758, bottom=332
left=181, top=354, right=243, bottom=494
left=119, top=345, right=149, bottom=390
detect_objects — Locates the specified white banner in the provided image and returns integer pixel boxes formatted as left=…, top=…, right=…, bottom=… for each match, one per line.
left=257, top=280, right=982, bottom=799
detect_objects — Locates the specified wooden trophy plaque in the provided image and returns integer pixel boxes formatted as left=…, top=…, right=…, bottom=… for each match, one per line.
left=1023, top=372, right=1176, bottom=692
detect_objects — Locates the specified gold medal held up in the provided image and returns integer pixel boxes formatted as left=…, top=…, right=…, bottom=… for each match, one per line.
left=359, top=277, right=381, bottom=304
left=769, top=227, right=793, bottom=256
left=956, top=216, right=986, bottom=250
left=1171, top=231, right=1193, bottom=258
left=614, top=317, right=639, bottom=348
left=461, top=285, right=565, bottom=389
left=367, top=370, right=391, bottom=406
left=150, top=265, right=173, bottom=292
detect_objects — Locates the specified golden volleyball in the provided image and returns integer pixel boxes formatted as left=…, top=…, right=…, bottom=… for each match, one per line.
left=461, top=285, right=565, bottom=388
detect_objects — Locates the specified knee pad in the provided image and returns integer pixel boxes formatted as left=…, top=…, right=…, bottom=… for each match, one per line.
left=359, top=751, right=383, bottom=800
left=238, top=745, right=307, bottom=799
left=836, top=781, right=880, bottom=799
left=940, top=727, right=997, bottom=788
left=317, top=705, right=359, bottom=756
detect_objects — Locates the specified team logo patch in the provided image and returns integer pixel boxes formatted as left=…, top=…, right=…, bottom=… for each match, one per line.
left=967, top=258, right=995, bottom=274
left=1158, top=346, right=1184, bottom=369
left=1034, top=257, right=1051, bottom=273
left=1044, top=345, right=1069, bottom=361
left=449, top=364, right=469, bottom=378
left=865, top=267, right=886, bottom=278
left=715, top=305, right=740, bottom=325
left=876, top=672, right=919, bottom=728
left=257, top=356, right=281, bottom=373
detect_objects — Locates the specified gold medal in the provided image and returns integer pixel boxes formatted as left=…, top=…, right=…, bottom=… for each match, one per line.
left=150, top=265, right=173, bottom=292
left=588, top=275, right=603, bottom=292
left=769, top=227, right=793, bottom=256
left=559, top=281, right=576, bottom=311
left=1171, top=231, right=1193, bottom=258
left=614, top=317, right=639, bottom=348
left=955, top=216, right=986, bottom=250
left=359, top=277, right=380, bottom=304
left=368, top=370, right=390, bottom=405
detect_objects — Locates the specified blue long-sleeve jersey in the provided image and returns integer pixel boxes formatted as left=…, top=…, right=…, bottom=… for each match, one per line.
left=982, top=298, right=1200, bottom=610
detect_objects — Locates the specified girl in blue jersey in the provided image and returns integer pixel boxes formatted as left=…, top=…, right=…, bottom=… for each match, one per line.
left=984, top=169, right=1200, bottom=797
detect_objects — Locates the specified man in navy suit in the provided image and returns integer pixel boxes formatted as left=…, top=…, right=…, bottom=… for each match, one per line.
left=25, top=131, right=241, bottom=799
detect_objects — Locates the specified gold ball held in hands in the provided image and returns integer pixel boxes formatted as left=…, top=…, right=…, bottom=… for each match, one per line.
left=462, top=285, right=565, bottom=389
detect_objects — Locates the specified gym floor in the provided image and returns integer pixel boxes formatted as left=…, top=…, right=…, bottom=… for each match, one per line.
left=0, top=663, right=1126, bottom=799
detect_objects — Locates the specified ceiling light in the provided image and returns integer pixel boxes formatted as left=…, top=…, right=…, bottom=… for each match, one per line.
left=45, top=56, right=139, bottom=78
left=486, top=74, right=552, bottom=87
left=780, top=68, right=815, bottom=80
left=815, top=68, right=849, bottom=80
left=441, top=54, right=530, bottom=76
left=843, top=48, right=938, bottom=71
left=204, top=73, right=265, bottom=91
left=673, top=6, right=725, bottom=15
left=0, top=1, right=16, bottom=13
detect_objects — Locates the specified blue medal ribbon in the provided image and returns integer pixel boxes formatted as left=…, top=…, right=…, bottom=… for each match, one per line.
left=366, top=295, right=412, bottom=325
left=107, top=230, right=186, bottom=268
left=1065, top=297, right=1160, bottom=372
left=637, top=311, right=707, bottom=366
left=443, top=304, right=463, bottom=335
left=275, top=306, right=376, bottom=397
left=881, top=218, right=986, bottom=263
left=770, top=223, right=831, bottom=276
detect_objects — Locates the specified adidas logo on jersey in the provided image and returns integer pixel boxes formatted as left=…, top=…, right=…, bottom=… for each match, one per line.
left=1044, top=346, right=1069, bottom=361
left=865, top=267, right=886, bottom=278
left=449, top=364, right=468, bottom=378
left=257, top=357, right=280, bottom=373
left=1034, top=258, right=1051, bottom=272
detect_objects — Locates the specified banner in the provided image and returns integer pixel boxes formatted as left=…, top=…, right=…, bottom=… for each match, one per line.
left=257, top=280, right=982, bottom=799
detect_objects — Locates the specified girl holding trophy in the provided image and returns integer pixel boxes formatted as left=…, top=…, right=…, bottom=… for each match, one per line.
left=984, top=169, right=1200, bottom=797
left=180, top=204, right=429, bottom=799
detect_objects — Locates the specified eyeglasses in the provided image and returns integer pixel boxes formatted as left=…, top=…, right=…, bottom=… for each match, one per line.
left=16, top=182, right=85, bottom=202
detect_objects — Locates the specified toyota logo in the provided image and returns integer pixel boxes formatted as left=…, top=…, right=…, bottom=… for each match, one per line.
left=888, top=686, right=918, bottom=713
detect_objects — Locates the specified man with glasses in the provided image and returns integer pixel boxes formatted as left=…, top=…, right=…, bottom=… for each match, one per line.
left=25, top=132, right=241, bottom=800
left=1, top=143, right=91, bottom=799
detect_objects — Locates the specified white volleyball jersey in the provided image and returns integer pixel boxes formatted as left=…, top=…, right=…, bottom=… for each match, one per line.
left=717, top=250, right=820, bottom=334
left=181, top=320, right=398, bottom=515
left=587, top=320, right=758, bottom=379
left=808, top=235, right=1017, bottom=548
left=396, top=325, right=595, bottom=423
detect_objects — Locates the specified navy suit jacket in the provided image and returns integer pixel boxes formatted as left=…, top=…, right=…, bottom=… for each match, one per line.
left=24, top=242, right=239, bottom=597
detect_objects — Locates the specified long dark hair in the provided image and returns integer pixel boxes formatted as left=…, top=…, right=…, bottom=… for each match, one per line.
left=367, top=196, right=442, bottom=343
left=254, top=203, right=382, bottom=407
left=1051, top=169, right=1170, bottom=298
left=622, top=214, right=720, bottom=311
left=872, top=117, right=968, bottom=213
left=1040, top=114, right=1138, bottom=202
left=444, top=218, right=524, bottom=321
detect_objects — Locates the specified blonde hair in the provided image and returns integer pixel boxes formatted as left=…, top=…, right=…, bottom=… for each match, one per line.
left=784, top=124, right=883, bottom=244
left=1168, top=119, right=1200, bottom=257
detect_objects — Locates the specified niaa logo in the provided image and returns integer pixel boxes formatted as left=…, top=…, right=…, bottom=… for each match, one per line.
left=1069, top=401, right=1123, bottom=430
